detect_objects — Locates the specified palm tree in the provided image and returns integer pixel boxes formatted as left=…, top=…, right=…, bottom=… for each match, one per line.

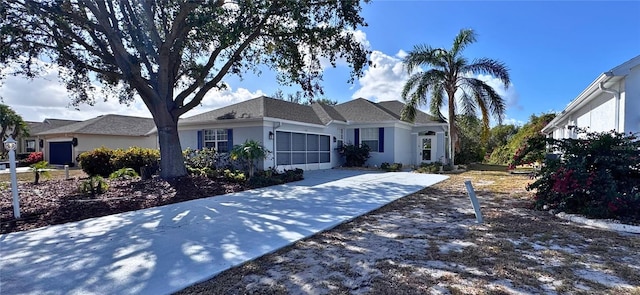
left=401, top=28, right=510, bottom=166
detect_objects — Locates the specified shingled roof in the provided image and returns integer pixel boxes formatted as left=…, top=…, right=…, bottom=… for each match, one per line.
left=36, top=114, right=155, bottom=136
left=27, top=119, right=81, bottom=135
left=181, top=96, right=440, bottom=126
left=181, top=96, right=344, bottom=125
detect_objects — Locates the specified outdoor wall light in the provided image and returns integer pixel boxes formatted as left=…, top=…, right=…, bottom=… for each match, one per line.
left=567, top=125, right=576, bottom=130
left=333, top=136, right=337, bottom=143
left=268, top=131, right=274, bottom=140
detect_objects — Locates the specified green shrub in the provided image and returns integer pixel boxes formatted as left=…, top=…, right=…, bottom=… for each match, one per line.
left=79, top=176, right=109, bottom=196
left=78, top=147, right=115, bottom=177
left=230, top=140, right=270, bottom=178
left=338, top=144, right=371, bottom=167
left=528, top=131, right=640, bottom=223
left=30, top=160, right=50, bottom=184
left=183, top=147, right=218, bottom=170
left=223, top=169, right=246, bottom=183
left=109, top=167, right=139, bottom=179
left=381, top=162, right=403, bottom=172
left=415, top=162, right=443, bottom=174
left=112, top=147, right=160, bottom=175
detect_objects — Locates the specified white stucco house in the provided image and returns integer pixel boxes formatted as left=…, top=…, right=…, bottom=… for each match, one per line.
left=542, top=55, right=640, bottom=138
left=177, top=96, right=448, bottom=171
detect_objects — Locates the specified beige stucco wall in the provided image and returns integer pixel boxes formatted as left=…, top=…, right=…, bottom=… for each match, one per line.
left=42, top=134, right=158, bottom=166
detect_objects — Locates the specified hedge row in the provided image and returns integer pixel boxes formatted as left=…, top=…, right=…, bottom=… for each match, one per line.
left=78, top=147, right=159, bottom=177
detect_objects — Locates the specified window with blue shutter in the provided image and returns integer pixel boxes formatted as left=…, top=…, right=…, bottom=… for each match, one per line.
left=354, top=128, right=360, bottom=146
left=197, top=130, right=203, bottom=149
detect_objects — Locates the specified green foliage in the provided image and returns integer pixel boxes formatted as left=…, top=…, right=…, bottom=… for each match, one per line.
left=380, top=162, right=403, bottom=172
left=415, top=162, right=443, bottom=174
left=486, top=124, right=519, bottom=155
left=249, top=168, right=304, bottom=188
left=230, top=140, right=270, bottom=178
left=111, top=147, right=160, bottom=175
left=488, top=113, right=555, bottom=165
left=338, top=144, right=371, bottom=167
left=78, top=147, right=115, bottom=178
left=183, top=147, right=217, bottom=170
left=79, top=147, right=159, bottom=177
left=79, top=176, right=109, bottom=197
left=30, top=160, right=50, bottom=184
left=528, top=131, right=640, bottom=223
left=0, top=104, right=29, bottom=158
left=455, top=115, right=485, bottom=164
left=223, top=169, right=247, bottom=183
left=109, top=168, right=139, bottom=180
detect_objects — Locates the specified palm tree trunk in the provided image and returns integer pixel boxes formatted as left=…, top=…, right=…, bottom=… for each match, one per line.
left=447, top=89, right=457, bottom=167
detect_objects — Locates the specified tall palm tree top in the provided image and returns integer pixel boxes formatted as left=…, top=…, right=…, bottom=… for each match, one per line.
left=400, top=28, right=511, bottom=165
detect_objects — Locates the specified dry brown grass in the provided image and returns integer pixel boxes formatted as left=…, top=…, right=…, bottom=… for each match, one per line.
left=176, top=169, right=640, bottom=295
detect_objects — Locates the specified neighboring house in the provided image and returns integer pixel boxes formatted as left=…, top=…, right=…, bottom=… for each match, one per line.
left=177, top=96, right=448, bottom=171
left=35, top=114, right=157, bottom=166
left=19, top=119, right=80, bottom=155
left=542, top=55, right=640, bottom=138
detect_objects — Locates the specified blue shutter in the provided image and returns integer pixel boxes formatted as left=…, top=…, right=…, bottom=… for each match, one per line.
left=354, top=129, right=360, bottom=146
left=378, top=127, right=384, bottom=153
left=227, top=129, right=233, bottom=146
left=197, top=130, right=203, bottom=149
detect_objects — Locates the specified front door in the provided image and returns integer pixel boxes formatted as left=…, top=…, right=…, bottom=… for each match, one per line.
left=417, top=136, right=436, bottom=164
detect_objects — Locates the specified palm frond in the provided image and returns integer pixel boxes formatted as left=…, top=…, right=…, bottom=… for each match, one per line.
left=458, top=89, right=477, bottom=117
left=462, top=57, right=511, bottom=87
left=476, top=94, right=491, bottom=144
left=451, top=28, right=477, bottom=57
left=430, top=84, right=446, bottom=121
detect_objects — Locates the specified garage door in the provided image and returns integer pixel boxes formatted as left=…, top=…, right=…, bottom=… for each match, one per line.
left=49, top=141, right=73, bottom=165
left=276, top=131, right=331, bottom=169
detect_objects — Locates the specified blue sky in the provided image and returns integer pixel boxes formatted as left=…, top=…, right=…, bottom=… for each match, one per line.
left=2, top=1, right=639, bottom=125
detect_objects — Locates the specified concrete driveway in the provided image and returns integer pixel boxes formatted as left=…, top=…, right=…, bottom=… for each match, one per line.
left=0, top=169, right=447, bottom=295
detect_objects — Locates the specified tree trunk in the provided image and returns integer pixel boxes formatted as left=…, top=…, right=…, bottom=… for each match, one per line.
left=155, top=113, right=187, bottom=179
left=447, top=90, right=458, bottom=167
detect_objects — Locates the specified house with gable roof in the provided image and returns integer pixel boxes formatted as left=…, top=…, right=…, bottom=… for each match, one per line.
left=178, top=96, right=448, bottom=171
left=35, top=114, right=157, bottom=166
left=19, top=119, right=81, bottom=154
left=542, top=55, right=640, bottom=138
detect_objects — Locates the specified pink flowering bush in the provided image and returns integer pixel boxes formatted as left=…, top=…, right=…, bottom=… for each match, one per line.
left=527, top=131, right=640, bottom=223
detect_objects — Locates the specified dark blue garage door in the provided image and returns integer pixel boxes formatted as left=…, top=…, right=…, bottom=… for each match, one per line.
left=49, top=141, right=73, bottom=165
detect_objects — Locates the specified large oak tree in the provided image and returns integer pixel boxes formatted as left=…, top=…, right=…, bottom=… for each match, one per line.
left=0, top=0, right=370, bottom=178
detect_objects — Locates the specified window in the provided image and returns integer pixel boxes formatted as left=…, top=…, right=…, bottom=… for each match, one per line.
left=276, top=131, right=331, bottom=165
left=337, top=129, right=344, bottom=149
left=203, top=129, right=229, bottom=152
left=360, top=128, right=379, bottom=152
left=25, top=139, right=36, bottom=153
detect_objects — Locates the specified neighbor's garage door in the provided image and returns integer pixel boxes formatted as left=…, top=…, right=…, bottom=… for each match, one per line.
left=276, top=131, right=330, bottom=169
left=49, top=141, right=73, bottom=165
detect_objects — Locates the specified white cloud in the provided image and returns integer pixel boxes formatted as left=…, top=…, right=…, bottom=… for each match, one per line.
left=502, top=117, right=526, bottom=126
left=476, top=74, right=522, bottom=111
left=0, top=66, right=265, bottom=122
left=351, top=50, right=409, bottom=102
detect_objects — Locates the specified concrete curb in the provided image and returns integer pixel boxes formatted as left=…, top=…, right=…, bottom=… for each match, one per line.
left=554, top=212, right=640, bottom=234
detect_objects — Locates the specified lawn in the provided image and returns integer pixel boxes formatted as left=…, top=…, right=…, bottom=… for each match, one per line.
left=177, top=169, right=640, bottom=294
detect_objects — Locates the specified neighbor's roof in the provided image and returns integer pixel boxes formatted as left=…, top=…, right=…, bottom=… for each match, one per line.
left=26, top=119, right=81, bottom=135
left=36, top=114, right=155, bottom=136
left=180, top=96, right=442, bottom=126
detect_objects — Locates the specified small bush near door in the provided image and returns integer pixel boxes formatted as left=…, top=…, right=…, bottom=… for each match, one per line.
left=381, top=162, right=403, bottom=172
left=415, top=162, right=443, bottom=174
left=338, top=144, right=371, bottom=167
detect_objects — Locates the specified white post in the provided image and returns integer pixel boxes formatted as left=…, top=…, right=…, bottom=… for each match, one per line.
left=464, top=180, right=483, bottom=223
left=4, top=136, right=20, bottom=219
left=64, top=164, right=69, bottom=180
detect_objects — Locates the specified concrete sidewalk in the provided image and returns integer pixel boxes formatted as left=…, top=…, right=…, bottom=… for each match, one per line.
left=0, top=170, right=447, bottom=295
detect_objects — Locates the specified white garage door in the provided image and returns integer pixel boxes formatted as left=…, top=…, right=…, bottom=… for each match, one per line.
left=276, top=131, right=331, bottom=170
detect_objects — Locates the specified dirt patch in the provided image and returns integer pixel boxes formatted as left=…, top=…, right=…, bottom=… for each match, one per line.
left=176, top=171, right=640, bottom=294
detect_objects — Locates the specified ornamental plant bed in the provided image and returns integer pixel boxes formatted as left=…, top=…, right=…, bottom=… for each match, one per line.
left=0, top=174, right=250, bottom=234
